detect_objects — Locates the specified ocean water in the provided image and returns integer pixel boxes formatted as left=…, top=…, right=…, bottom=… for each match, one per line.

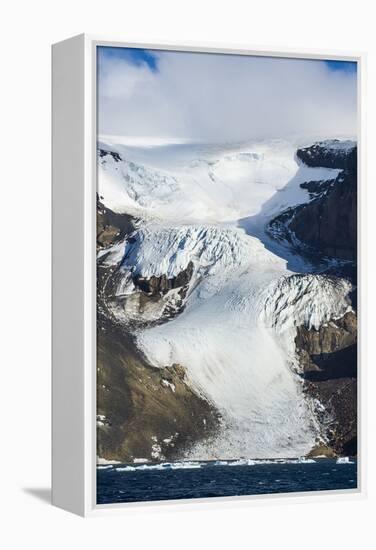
left=97, top=459, right=357, bottom=505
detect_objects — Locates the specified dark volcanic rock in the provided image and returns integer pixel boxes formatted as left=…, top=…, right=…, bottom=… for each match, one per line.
left=133, top=261, right=194, bottom=296
left=296, top=311, right=357, bottom=456
left=296, top=140, right=356, bottom=170
left=268, top=143, right=357, bottom=261
left=299, top=178, right=336, bottom=199
left=288, top=167, right=357, bottom=261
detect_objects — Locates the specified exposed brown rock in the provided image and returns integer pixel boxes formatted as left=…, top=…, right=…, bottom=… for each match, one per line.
left=289, top=168, right=357, bottom=261
left=296, top=311, right=356, bottom=361
left=97, top=195, right=134, bottom=251
left=296, top=312, right=357, bottom=456
left=133, top=261, right=194, bottom=296
left=268, top=145, right=357, bottom=262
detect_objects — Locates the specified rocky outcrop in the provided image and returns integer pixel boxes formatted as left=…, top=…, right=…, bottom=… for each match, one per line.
left=299, top=178, right=336, bottom=200
left=268, top=142, right=357, bottom=262
left=295, top=311, right=357, bottom=456
left=296, top=311, right=356, bottom=361
left=98, top=148, right=122, bottom=163
left=288, top=167, right=357, bottom=261
left=97, top=195, right=134, bottom=250
left=133, top=261, right=194, bottom=297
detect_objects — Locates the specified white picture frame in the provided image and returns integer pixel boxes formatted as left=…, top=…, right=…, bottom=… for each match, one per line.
left=52, top=34, right=366, bottom=517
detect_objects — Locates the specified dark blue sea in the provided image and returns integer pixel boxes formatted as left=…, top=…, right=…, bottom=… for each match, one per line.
left=97, top=458, right=357, bottom=504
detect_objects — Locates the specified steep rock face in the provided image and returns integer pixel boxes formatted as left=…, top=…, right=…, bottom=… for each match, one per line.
left=295, top=311, right=357, bottom=456
left=268, top=142, right=357, bottom=261
left=133, top=261, right=194, bottom=296
left=296, top=311, right=356, bottom=359
left=288, top=167, right=357, bottom=260
left=97, top=195, right=134, bottom=250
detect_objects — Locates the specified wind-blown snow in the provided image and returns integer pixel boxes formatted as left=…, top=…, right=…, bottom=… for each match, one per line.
left=98, top=136, right=355, bottom=459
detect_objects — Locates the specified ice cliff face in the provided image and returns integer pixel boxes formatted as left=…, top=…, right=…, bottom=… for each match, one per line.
left=98, top=137, right=356, bottom=460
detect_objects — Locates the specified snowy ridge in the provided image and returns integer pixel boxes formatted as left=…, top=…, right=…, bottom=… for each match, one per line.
left=308, top=139, right=356, bottom=152
left=98, top=148, right=180, bottom=216
left=98, top=138, right=331, bottom=223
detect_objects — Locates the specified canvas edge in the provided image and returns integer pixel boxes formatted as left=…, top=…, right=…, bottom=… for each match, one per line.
left=52, top=33, right=86, bottom=516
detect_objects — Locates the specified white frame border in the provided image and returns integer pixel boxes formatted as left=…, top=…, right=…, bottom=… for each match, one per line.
left=79, top=34, right=366, bottom=516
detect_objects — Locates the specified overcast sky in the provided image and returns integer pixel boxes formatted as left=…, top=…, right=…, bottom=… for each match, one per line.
left=97, top=47, right=357, bottom=143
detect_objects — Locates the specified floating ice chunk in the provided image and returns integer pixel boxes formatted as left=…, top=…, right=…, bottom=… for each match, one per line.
left=169, top=462, right=201, bottom=469
left=115, top=466, right=136, bottom=472
left=336, top=457, right=354, bottom=464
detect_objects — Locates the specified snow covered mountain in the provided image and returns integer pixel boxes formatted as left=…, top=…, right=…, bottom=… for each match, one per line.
left=97, top=137, right=357, bottom=461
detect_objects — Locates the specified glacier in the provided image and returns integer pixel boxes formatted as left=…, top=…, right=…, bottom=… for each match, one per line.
left=98, top=137, right=354, bottom=459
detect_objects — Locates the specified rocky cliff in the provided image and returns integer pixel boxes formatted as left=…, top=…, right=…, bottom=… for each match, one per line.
left=268, top=142, right=357, bottom=261
left=296, top=140, right=356, bottom=170
left=296, top=312, right=357, bottom=457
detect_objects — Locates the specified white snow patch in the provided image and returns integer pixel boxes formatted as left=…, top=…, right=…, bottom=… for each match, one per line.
left=97, top=457, right=121, bottom=465
left=161, top=379, right=176, bottom=393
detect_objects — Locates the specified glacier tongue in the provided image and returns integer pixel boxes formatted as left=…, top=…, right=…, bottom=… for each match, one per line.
left=135, top=227, right=352, bottom=458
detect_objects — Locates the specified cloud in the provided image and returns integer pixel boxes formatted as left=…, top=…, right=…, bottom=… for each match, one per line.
left=98, top=49, right=357, bottom=142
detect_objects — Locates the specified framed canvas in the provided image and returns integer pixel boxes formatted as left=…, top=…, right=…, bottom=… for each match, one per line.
left=52, top=34, right=365, bottom=516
